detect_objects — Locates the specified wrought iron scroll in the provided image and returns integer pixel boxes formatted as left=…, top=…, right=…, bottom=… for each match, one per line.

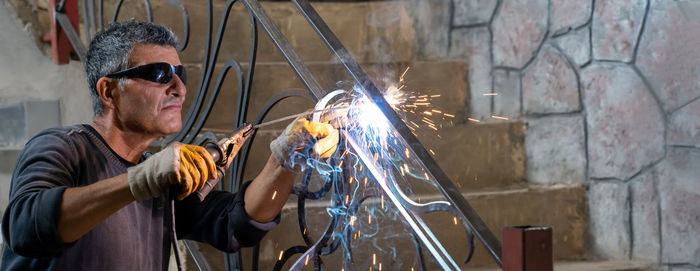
left=51, top=0, right=503, bottom=270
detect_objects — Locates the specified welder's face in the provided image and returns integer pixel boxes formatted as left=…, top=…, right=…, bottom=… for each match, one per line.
left=114, top=44, right=186, bottom=137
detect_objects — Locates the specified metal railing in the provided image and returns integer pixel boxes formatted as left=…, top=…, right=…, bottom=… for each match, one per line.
left=50, top=0, right=503, bottom=270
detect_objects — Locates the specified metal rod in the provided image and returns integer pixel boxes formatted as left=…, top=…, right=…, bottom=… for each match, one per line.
left=54, top=12, right=86, bottom=62
left=252, top=106, right=351, bottom=129
left=290, top=0, right=503, bottom=265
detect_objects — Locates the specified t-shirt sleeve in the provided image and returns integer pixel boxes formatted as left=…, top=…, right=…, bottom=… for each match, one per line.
left=1, top=131, right=78, bottom=257
left=174, top=181, right=280, bottom=252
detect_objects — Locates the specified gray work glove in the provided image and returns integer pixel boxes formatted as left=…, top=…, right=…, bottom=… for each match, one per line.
left=127, top=142, right=217, bottom=201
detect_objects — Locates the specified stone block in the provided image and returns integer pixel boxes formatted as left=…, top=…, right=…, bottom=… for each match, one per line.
left=399, top=60, right=468, bottom=123
left=522, top=44, right=580, bottom=114
left=0, top=100, right=61, bottom=149
left=152, top=2, right=415, bottom=65
left=492, top=0, right=548, bottom=68
left=592, top=0, right=647, bottom=62
left=492, top=68, right=521, bottom=118
left=248, top=186, right=587, bottom=269
left=669, top=98, right=700, bottom=148
left=365, top=2, right=416, bottom=63
left=630, top=170, right=660, bottom=262
left=0, top=102, right=26, bottom=149
left=453, top=0, right=498, bottom=26
left=409, top=0, right=451, bottom=59
left=24, top=100, right=61, bottom=138
left=553, top=26, right=591, bottom=67
left=449, top=27, right=492, bottom=120
left=417, top=122, right=525, bottom=191
left=588, top=181, right=630, bottom=259
left=524, top=115, right=586, bottom=185
left=636, top=0, right=700, bottom=112
left=657, top=148, right=700, bottom=266
left=551, top=0, right=592, bottom=35
left=582, top=63, right=664, bottom=180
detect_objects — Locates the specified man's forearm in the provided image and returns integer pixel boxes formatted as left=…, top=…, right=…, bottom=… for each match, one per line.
left=57, top=174, right=135, bottom=243
left=244, top=156, right=296, bottom=223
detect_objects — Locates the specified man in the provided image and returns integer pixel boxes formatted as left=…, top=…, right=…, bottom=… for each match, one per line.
left=1, top=21, right=337, bottom=270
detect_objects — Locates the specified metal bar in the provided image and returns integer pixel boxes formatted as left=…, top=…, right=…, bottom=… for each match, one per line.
left=503, top=226, right=552, bottom=271
left=50, top=0, right=80, bottom=64
left=54, top=11, right=86, bottom=62
left=290, top=0, right=503, bottom=265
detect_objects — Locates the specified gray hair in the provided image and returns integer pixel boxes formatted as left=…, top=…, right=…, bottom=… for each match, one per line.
left=85, top=20, right=179, bottom=116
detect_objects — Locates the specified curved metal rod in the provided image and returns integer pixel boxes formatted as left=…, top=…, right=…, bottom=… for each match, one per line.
left=166, top=0, right=190, bottom=51
left=83, top=0, right=92, bottom=43
left=273, top=246, right=309, bottom=271
left=111, top=0, right=124, bottom=24
left=98, top=0, right=103, bottom=31
left=171, top=0, right=238, bottom=143
left=142, top=0, right=153, bottom=22
left=184, top=59, right=244, bottom=143
left=231, top=8, right=259, bottom=186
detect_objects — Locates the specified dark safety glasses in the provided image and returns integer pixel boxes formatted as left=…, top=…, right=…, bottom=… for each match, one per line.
left=106, top=62, right=187, bottom=85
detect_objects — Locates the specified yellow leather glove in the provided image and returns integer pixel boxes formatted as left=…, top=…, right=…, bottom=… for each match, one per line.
left=270, top=117, right=340, bottom=172
left=127, top=142, right=217, bottom=201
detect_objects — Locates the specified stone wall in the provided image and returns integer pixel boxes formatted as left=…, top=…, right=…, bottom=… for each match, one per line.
left=412, top=0, right=699, bottom=268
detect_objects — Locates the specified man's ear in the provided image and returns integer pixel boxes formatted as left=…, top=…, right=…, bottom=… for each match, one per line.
left=96, top=77, right=119, bottom=111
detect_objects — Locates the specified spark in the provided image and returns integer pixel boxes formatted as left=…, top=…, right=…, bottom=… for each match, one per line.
left=346, top=195, right=349, bottom=204
left=423, top=111, right=433, bottom=116
left=468, top=118, right=480, bottom=123
left=483, top=92, right=499, bottom=96
left=443, top=113, right=455, bottom=118
left=271, top=190, right=277, bottom=200
left=453, top=217, right=458, bottom=225
left=430, top=94, right=441, bottom=98
left=400, top=67, right=411, bottom=81
left=491, top=115, right=509, bottom=120
left=379, top=263, right=382, bottom=270
left=429, top=149, right=435, bottom=155
left=405, top=148, right=410, bottom=158
left=373, top=253, right=376, bottom=265
left=381, top=194, right=385, bottom=209
left=349, top=176, right=354, bottom=184
left=305, top=255, right=309, bottom=265
left=368, top=215, right=372, bottom=224
left=279, top=251, right=284, bottom=261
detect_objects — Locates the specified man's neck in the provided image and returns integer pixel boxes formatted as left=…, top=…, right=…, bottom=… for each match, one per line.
left=90, top=116, right=157, bottom=164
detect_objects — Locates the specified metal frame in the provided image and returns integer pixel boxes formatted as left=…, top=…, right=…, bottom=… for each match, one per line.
left=49, top=0, right=503, bottom=270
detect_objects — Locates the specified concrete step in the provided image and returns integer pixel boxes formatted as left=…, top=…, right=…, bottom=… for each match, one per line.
left=466, top=260, right=652, bottom=271
left=114, top=1, right=416, bottom=64
left=181, top=60, right=524, bottom=191
left=183, top=185, right=587, bottom=270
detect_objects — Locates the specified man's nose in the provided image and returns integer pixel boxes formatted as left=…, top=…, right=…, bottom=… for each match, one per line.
left=167, top=75, right=187, bottom=97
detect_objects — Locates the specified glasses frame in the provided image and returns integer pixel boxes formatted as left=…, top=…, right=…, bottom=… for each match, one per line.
left=106, top=62, right=187, bottom=85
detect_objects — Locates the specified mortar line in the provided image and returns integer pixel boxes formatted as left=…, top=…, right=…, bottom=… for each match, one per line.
left=631, top=0, right=651, bottom=65
left=628, top=182, right=633, bottom=260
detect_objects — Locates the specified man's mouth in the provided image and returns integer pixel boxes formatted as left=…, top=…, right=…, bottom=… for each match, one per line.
left=162, top=103, right=182, bottom=111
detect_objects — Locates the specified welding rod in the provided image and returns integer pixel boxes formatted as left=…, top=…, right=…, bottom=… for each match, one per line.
left=251, top=106, right=352, bottom=129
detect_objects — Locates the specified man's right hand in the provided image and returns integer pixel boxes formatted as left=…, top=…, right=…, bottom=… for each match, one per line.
left=127, top=142, right=217, bottom=201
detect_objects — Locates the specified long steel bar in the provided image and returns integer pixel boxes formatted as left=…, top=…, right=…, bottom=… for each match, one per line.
left=289, top=0, right=503, bottom=265
left=54, top=11, right=86, bottom=62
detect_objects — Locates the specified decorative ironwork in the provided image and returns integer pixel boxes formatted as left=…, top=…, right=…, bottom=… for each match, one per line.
left=50, top=0, right=503, bottom=270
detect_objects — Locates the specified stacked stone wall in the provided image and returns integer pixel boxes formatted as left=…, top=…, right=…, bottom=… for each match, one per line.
left=413, top=0, right=699, bottom=268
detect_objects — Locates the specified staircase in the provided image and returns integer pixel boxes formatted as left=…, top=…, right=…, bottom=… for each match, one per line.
left=158, top=1, right=598, bottom=270
left=0, top=0, right=657, bottom=270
